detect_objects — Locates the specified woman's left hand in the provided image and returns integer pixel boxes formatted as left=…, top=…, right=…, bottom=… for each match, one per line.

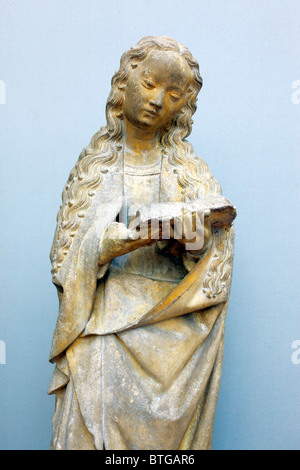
left=176, top=209, right=212, bottom=252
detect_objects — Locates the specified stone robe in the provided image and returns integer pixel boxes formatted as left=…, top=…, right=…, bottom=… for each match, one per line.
left=48, top=154, right=235, bottom=450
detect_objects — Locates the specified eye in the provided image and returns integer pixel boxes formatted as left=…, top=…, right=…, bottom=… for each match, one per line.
left=142, top=80, right=155, bottom=90
left=169, top=93, right=182, bottom=102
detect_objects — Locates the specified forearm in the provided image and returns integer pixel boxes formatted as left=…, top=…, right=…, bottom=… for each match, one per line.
left=98, top=222, right=155, bottom=265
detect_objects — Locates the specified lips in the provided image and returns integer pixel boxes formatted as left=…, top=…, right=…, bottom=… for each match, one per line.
left=143, top=109, right=158, bottom=117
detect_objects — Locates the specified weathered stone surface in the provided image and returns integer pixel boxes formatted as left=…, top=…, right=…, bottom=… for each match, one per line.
left=49, top=36, right=236, bottom=450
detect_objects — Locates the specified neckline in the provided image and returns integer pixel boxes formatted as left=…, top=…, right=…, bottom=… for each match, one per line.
left=124, top=149, right=163, bottom=176
left=124, top=159, right=161, bottom=169
left=124, top=162, right=162, bottom=176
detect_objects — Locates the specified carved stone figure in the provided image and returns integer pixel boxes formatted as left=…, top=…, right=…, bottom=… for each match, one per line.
left=48, top=36, right=236, bottom=450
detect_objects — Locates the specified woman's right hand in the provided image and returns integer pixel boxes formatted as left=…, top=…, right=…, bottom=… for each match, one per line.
left=98, top=222, right=156, bottom=265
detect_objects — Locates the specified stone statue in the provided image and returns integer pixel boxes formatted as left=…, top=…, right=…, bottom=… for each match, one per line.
left=48, top=36, right=236, bottom=450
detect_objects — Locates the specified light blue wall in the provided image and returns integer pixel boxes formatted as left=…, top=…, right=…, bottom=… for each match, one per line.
left=0, top=0, right=299, bottom=450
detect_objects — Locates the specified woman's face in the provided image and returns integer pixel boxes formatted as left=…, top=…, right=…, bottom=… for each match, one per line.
left=123, top=49, right=193, bottom=133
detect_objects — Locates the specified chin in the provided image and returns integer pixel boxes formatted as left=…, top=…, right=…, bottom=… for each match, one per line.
left=136, top=119, right=157, bottom=131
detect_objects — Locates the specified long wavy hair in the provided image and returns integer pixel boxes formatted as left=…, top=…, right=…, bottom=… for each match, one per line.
left=51, top=36, right=221, bottom=279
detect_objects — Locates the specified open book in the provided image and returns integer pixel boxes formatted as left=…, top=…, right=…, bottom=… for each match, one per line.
left=130, top=195, right=237, bottom=231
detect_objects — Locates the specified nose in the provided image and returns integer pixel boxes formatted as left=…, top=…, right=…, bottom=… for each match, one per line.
left=149, top=89, right=165, bottom=110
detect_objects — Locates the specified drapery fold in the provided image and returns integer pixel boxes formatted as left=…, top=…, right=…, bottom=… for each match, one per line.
left=49, top=156, right=235, bottom=450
